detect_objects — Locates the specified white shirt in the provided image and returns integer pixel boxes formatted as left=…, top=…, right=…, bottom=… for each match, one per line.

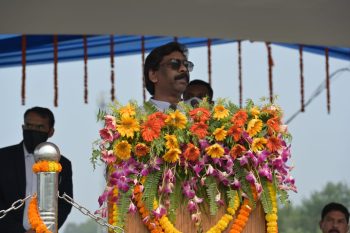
left=22, top=144, right=37, bottom=230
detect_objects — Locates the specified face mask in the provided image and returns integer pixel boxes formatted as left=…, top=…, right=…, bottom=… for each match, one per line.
left=23, top=129, right=49, bottom=153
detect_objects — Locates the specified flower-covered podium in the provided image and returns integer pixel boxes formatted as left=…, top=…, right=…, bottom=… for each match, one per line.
left=92, top=98, right=296, bottom=233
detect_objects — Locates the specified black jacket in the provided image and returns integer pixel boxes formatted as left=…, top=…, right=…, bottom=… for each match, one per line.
left=0, top=142, right=73, bottom=233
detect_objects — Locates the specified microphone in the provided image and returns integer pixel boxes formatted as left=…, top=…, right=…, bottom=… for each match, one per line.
left=185, top=97, right=201, bottom=107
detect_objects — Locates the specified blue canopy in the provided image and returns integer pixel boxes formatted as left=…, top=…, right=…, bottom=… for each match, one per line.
left=0, top=34, right=349, bottom=68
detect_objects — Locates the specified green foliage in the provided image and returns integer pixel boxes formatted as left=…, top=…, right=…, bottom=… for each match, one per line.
left=279, top=182, right=350, bottom=233
left=116, top=188, right=132, bottom=228
left=142, top=169, right=163, bottom=211
left=168, top=179, right=183, bottom=223
left=205, top=176, right=219, bottom=215
left=260, top=178, right=273, bottom=214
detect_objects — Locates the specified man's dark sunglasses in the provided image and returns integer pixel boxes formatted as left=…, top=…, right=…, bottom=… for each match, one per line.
left=161, top=58, right=194, bottom=72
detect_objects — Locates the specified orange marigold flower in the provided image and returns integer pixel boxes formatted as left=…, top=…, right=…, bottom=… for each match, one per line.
left=267, top=116, right=280, bottom=132
left=141, top=119, right=161, bottom=142
left=190, top=122, right=208, bottom=139
left=231, top=110, right=248, bottom=127
left=246, top=119, right=263, bottom=137
left=213, top=126, right=227, bottom=141
left=134, top=143, right=149, bottom=157
left=228, top=125, right=243, bottom=142
left=266, top=136, right=282, bottom=152
left=189, top=107, right=210, bottom=122
left=183, top=143, right=200, bottom=161
left=113, top=140, right=131, bottom=160
left=230, top=144, right=246, bottom=159
left=213, top=105, right=230, bottom=120
left=206, top=143, right=224, bottom=158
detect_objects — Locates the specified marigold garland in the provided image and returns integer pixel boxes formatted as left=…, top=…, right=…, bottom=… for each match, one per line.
left=325, top=47, right=330, bottom=113
left=265, top=42, right=274, bottom=103
left=32, top=160, right=62, bottom=173
left=28, top=195, right=52, bottom=233
left=299, top=45, right=305, bottom=112
left=141, top=35, right=146, bottom=103
left=110, top=35, right=115, bottom=102
left=207, top=38, right=212, bottom=85
left=237, top=40, right=243, bottom=108
left=83, top=35, right=88, bottom=104
left=266, top=182, right=278, bottom=233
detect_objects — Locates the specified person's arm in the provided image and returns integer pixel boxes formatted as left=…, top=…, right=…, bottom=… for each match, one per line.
left=57, top=156, right=73, bottom=229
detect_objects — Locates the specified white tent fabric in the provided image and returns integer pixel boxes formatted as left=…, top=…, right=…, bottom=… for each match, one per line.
left=1, top=0, right=350, bottom=47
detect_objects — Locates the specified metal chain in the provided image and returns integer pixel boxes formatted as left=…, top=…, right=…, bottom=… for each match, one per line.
left=0, top=195, right=32, bottom=219
left=58, top=193, right=124, bottom=233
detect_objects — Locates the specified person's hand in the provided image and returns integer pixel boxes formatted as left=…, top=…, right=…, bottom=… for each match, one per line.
left=25, top=229, right=36, bottom=233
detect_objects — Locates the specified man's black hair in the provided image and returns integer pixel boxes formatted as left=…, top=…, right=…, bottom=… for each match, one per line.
left=144, top=42, right=188, bottom=95
left=24, top=107, right=55, bottom=128
left=186, top=79, right=214, bottom=101
left=321, top=202, right=349, bottom=223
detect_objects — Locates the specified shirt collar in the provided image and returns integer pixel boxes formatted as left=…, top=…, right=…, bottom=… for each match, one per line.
left=23, top=143, right=33, bottom=158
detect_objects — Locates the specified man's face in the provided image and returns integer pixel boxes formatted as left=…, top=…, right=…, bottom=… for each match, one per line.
left=320, top=210, right=349, bottom=233
left=151, top=51, right=190, bottom=97
left=23, top=112, right=53, bottom=137
left=183, top=84, right=211, bottom=101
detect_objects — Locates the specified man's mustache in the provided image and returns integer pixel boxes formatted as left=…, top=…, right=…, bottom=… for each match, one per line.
left=175, top=73, right=189, bottom=82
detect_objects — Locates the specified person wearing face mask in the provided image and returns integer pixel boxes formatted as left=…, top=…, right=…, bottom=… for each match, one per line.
left=0, top=107, right=73, bottom=233
left=320, top=202, right=349, bottom=233
left=144, top=41, right=193, bottom=111
left=183, top=79, right=214, bottom=107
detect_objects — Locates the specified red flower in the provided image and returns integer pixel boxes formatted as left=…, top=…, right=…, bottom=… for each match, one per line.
left=190, top=122, right=208, bottom=139
left=183, top=143, right=200, bottom=161
left=228, top=125, right=243, bottom=142
left=189, top=107, right=210, bottom=123
left=141, top=119, right=161, bottom=142
left=231, top=110, right=248, bottom=127
left=229, top=144, right=246, bottom=159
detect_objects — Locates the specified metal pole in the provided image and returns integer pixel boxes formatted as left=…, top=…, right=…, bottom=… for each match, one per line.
left=33, top=142, right=61, bottom=233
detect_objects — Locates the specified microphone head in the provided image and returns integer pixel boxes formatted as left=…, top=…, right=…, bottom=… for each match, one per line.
left=185, top=97, right=202, bottom=107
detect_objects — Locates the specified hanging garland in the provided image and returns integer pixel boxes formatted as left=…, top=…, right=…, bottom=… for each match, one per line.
left=325, top=48, right=330, bottom=113
left=53, top=35, right=58, bottom=107
left=299, top=45, right=305, bottom=112
left=28, top=195, right=53, bottom=233
left=141, top=36, right=146, bottom=103
left=83, top=35, right=88, bottom=104
left=110, top=35, right=115, bottom=102
left=207, top=39, right=212, bottom=85
left=265, top=42, right=274, bottom=103
left=21, top=35, right=26, bottom=105
left=238, top=40, right=243, bottom=108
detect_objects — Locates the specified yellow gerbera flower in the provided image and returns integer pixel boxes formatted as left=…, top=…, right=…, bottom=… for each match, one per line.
left=247, top=118, right=263, bottom=137
left=163, top=148, right=181, bottom=163
left=206, top=143, right=224, bottom=158
left=118, top=103, right=136, bottom=117
left=213, top=105, right=230, bottom=120
left=213, top=126, right=227, bottom=141
left=250, top=106, right=260, bottom=118
left=164, top=134, right=179, bottom=149
left=113, top=140, right=131, bottom=160
left=116, top=116, right=140, bottom=138
left=165, top=110, right=187, bottom=129
left=251, top=137, right=267, bottom=152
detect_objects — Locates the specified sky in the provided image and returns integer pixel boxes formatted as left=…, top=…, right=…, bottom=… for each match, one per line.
left=0, top=41, right=349, bottom=231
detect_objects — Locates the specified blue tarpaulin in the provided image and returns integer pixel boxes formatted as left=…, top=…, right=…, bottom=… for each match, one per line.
left=0, top=34, right=349, bottom=68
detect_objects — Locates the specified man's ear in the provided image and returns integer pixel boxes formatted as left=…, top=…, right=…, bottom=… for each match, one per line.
left=149, top=70, right=158, bottom=84
left=48, top=128, right=55, bottom=138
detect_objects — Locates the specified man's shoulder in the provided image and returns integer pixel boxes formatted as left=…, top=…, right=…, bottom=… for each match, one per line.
left=0, top=143, right=22, bottom=154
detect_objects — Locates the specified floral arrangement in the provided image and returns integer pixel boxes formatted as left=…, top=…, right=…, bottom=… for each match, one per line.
left=32, top=160, right=62, bottom=173
left=92, top=98, right=296, bottom=233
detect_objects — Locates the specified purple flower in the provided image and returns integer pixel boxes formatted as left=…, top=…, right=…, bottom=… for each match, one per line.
left=231, top=178, right=241, bottom=190
left=187, top=200, right=197, bottom=212
left=128, top=201, right=137, bottom=213
left=153, top=205, right=167, bottom=219
left=246, top=171, right=256, bottom=184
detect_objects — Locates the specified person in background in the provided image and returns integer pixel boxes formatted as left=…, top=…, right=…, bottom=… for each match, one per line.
left=144, top=41, right=194, bottom=111
left=0, top=107, right=73, bottom=233
left=183, top=79, right=214, bottom=106
left=319, top=202, right=349, bottom=233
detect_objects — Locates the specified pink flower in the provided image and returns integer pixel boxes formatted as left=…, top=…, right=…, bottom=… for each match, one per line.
left=128, top=201, right=137, bottom=213
left=99, top=128, right=113, bottom=142
left=153, top=205, right=167, bottom=219
left=104, top=115, right=116, bottom=130
left=101, top=150, right=116, bottom=164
